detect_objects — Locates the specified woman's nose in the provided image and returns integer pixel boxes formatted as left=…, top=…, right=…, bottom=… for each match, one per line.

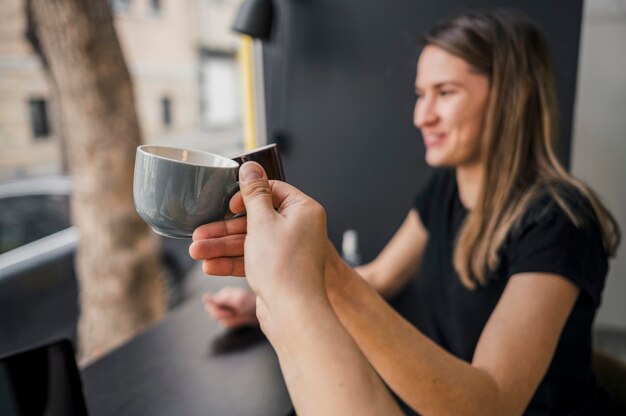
left=414, top=97, right=438, bottom=128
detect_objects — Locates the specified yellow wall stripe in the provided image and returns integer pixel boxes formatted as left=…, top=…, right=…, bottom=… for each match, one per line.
left=239, top=35, right=257, bottom=151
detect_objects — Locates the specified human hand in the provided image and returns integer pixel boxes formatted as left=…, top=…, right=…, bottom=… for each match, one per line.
left=202, top=287, right=258, bottom=328
left=189, top=162, right=328, bottom=292
left=236, top=162, right=327, bottom=302
left=231, top=164, right=401, bottom=416
left=189, top=215, right=247, bottom=277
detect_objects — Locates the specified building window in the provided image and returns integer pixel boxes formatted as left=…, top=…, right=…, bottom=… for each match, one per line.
left=110, top=0, right=131, bottom=13
left=28, top=99, right=51, bottom=139
left=199, top=52, right=240, bottom=127
left=161, top=97, right=172, bottom=128
left=150, top=0, right=161, bottom=14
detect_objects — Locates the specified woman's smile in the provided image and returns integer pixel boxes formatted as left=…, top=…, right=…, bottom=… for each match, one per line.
left=422, top=131, right=448, bottom=149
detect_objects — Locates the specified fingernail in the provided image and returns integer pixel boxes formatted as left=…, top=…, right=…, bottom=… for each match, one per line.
left=240, top=162, right=263, bottom=183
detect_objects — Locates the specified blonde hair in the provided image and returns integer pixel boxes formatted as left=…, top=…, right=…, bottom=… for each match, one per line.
left=424, top=10, right=621, bottom=288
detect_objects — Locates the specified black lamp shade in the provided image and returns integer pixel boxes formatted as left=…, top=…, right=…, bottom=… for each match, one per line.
left=231, top=0, right=274, bottom=40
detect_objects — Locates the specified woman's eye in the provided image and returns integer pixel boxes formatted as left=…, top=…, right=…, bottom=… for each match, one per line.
left=440, top=90, right=455, bottom=96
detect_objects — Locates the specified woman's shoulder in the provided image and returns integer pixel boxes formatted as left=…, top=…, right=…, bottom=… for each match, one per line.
left=517, top=181, right=599, bottom=233
left=506, top=181, right=608, bottom=307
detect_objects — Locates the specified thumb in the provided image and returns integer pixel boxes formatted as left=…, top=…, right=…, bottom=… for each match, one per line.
left=239, top=161, right=275, bottom=222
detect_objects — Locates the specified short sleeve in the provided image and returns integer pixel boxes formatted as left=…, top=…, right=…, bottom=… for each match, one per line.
left=413, top=169, right=453, bottom=231
left=506, top=196, right=608, bottom=306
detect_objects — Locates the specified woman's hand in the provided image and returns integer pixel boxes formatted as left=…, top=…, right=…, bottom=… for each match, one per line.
left=202, top=287, right=258, bottom=328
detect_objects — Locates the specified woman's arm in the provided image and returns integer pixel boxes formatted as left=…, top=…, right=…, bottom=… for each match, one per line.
left=356, top=209, right=428, bottom=298
left=325, top=244, right=580, bottom=415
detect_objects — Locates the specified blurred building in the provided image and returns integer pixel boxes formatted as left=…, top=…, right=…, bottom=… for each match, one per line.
left=0, top=0, right=243, bottom=180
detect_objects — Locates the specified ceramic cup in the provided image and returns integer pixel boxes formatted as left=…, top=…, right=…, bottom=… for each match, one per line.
left=133, top=144, right=284, bottom=239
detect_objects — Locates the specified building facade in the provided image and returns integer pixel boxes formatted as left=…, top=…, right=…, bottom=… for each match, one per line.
left=0, top=0, right=242, bottom=179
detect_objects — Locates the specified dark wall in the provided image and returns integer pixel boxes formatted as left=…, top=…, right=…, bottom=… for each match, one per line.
left=262, top=1, right=583, bottom=262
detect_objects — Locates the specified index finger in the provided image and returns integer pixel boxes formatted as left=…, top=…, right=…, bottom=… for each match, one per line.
left=192, top=216, right=248, bottom=241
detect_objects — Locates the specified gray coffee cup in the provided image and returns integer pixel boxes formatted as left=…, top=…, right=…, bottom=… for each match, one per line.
left=133, top=145, right=240, bottom=239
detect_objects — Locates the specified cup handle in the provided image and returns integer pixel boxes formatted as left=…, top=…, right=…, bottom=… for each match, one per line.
left=224, top=182, right=246, bottom=220
left=226, top=181, right=240, bottom=198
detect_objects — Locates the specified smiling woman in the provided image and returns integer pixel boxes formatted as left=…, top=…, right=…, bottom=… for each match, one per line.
left=420, top=11, right=620, bottom=289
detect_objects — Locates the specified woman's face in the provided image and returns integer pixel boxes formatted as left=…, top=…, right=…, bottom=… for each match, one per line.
left=414, top=45, right=490, bottom=168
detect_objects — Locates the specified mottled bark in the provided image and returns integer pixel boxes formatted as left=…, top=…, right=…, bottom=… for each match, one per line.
left=27, top=0, right=165, bottom=364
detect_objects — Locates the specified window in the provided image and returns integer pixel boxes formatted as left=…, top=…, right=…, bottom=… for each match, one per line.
left=150, top=0, right=161, bottom=14
left=161, top=97, right=172, bottom=128
left=200, top=54, right=240, bottom=126
left=28, top=99, right=51, bottom=139
left=110, top=0, right=131, bottom=13
left=0, top=194, right=71, bottom=255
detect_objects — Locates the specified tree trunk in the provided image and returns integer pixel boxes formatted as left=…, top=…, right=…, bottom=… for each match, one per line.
left=28, top=0, right=166, bottom=364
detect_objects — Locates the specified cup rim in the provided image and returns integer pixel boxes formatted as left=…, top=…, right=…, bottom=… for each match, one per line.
left=137, top=145, right=239, bottom=169
left=232, top=143, right=277, bottom=158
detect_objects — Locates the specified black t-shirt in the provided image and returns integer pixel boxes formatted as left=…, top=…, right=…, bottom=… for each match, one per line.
left=412, top=168, right=616, bottom=415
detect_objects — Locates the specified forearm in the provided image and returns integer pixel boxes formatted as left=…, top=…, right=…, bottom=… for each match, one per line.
left=325, top=242, right=505, bottom=416
left=355, top=210, right=426, bottom=299
left=265, top=294, right=403, bottom=416
left=356, top=262, right=412, bottom=299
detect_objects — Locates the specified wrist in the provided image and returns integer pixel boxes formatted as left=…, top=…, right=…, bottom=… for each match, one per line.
left=269, top=288, right=329, bottom=318
left=252, top=265, right=329, bottom=329
left=249, top=259, right=325, bottom=304
left=324, top=240, right=352, bottom=304
left=260, top=291, right=333, bottom=351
